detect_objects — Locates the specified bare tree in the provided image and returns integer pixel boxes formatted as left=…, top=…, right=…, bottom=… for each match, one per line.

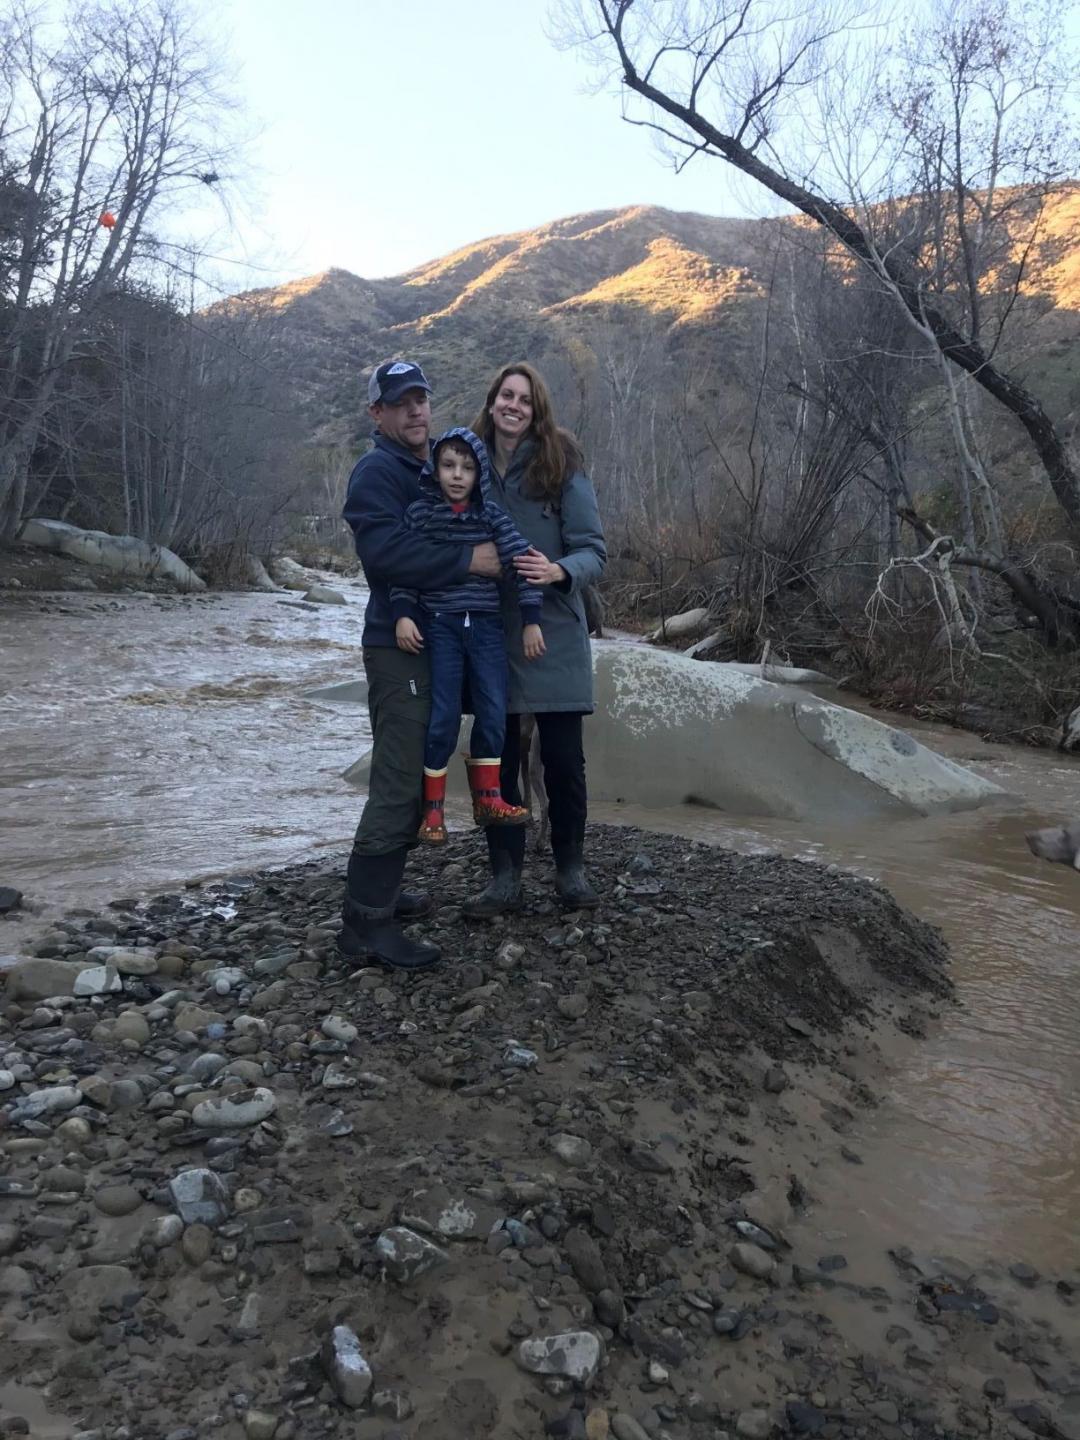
left=0, top=0, right=233, bottom=538
left=555, top=0, right=1080, bottom=529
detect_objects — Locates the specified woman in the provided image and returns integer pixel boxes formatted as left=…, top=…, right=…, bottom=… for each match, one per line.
left=463, top=362, right=607, bottom=916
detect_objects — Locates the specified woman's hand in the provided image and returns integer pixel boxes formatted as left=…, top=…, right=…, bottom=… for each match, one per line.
left=514, top=547, right=566, bottom=586
left=395, top=617, right=424, bottom=654
left=522, top=623, right=545, bottom=661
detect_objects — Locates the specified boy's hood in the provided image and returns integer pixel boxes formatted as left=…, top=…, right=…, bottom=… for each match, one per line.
left=420, top=426, right=492, bottom=507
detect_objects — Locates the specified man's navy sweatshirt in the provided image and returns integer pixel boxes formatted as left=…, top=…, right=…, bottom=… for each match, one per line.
left=342, top=431, right=472, bottom=649
left=389, top=428, right=542, bottom=627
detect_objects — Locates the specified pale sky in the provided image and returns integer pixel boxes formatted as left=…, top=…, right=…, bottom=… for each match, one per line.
left=193, top=0, right=770, bottom=293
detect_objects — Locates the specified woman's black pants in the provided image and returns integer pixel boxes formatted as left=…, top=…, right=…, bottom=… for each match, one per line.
left=486, top=711, right=588, bottom=869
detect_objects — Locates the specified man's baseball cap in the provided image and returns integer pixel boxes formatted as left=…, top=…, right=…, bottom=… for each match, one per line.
left=368, top=359, right=433, bottom=406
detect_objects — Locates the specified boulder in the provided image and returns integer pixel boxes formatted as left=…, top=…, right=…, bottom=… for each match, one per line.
left=341, top=641, right=1000, bottom=821
left=4, top=957, right=96, bottom=1001
left=303, top=584, right=347, bottom=605
left=244, top=555, right=279, bottom=591
left=268, top=556, right=319, bottom=591
left=19, top=518, right=205, bottom=590
left=646, top=607, right=713, bottom=643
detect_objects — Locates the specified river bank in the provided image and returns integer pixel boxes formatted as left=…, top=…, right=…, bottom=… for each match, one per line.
left=4, top=826, right=1077, bottom=1440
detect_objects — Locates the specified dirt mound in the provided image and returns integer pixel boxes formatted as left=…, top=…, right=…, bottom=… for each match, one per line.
left=2, top=828, right=1076, bottom=1440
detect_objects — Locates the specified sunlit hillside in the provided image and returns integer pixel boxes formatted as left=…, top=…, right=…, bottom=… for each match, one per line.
left=220, top=190, right=1080, bottom=450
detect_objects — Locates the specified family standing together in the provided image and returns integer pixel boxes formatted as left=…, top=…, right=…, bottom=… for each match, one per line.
left=339, top=358, right=607, bottom=971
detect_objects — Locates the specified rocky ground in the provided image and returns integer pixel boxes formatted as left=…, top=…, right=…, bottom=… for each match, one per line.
left=1, top=827, right=1077, bottom=1440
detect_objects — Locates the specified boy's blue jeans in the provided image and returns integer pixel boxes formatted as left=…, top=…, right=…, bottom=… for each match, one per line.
left=423, top=610, right=509, bottom=770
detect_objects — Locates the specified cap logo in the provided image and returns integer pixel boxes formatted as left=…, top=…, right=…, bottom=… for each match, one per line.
left=386, top=362, right=414, bottom=375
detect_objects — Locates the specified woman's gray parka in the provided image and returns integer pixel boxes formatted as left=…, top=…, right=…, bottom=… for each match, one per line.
left=488, top=439, right=607, bottom=714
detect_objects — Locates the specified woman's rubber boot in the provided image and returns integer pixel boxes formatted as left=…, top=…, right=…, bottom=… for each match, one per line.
left=339, top=849, right=441, bottom=970
left=418, top=768, right=448, bottom=845
left=462, top=826, right=525, bottom=918
left=553, top=839, right=600, bottom=911
left=466, top=758, right=529, bottom=827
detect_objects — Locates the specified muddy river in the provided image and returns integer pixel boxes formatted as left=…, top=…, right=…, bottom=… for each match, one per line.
left=1, top=586, right=1078, bottom=1273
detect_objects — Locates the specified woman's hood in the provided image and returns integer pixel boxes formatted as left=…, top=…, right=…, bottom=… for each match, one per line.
left=420, top=426, right=492, bottom=506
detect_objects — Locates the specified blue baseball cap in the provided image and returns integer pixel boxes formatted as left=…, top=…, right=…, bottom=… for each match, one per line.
left=368, top=359, right=433, bottom=406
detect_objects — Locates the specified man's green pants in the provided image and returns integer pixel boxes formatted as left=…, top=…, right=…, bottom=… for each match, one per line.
left=351, top=646, right=431, bottom=856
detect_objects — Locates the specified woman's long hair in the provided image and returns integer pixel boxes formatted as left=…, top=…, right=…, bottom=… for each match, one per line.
left=473, top=361, right=583, bottom=502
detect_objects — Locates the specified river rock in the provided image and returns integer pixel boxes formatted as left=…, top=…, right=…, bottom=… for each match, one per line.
left=168, top=1168, right=230, bottom=1226
left=399, top=1186, right=503, bottom=1242
left=0, top=1223, right=19, bottom=1256
left=0, top=1070, right=15, bottom=1091
left=516, top=1330, right=602, bottom=1386
left=0, top=886, right=22, bottom=914
left=4, top=958, right=94, bottom=1001
left=243, top=1411, right=279, bottom=1440
left=93, top=1184, right=143, bottom=1217
left=303, top=584, right=346, bottom=605
left=549, top=1133, right=593, bottom=1168
left=73, top=965, right=122, bottom=997
left=112, top=1011, right=150, bottom=1047
left=320, top=1324, right=373, bottom=1407
left=11, top=1084, right=82, bottom=1119
left=88, top=946, right=158, bottom=975
left=181, top=1223, right=213, bottom=1266
left=730, top=1242, right=776, bottom=1280
left=321, top=1014, right=358, bottom=1043
left=192, top=1087, right=276, bottom=1129
left=375, top=1226, right=448, bottom=1282
left=563, top=1227, right=610, bottom=1294
left=736, top=1410, right=772, bottom=1439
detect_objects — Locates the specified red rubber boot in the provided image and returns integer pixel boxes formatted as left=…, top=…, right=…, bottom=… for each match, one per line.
left=418, top=767, right=448, bottom=844
left=465, top=758, right=528, bottom=827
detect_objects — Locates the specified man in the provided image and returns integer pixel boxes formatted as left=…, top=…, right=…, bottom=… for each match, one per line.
left=340, top=359, right=501, bottom=969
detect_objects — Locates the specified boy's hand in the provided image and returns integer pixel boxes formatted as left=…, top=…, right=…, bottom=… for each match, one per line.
left=395, top=617, right=424, bottom=654
left=523, top=623, right=545, bottom=661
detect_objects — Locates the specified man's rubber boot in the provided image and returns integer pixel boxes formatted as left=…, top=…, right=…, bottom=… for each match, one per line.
left=462, top=826, right=525, bottom=918
left=339, top=849, right=440, bottom=970
left=418, top=768, right=448, bottom=845
left=553, top=840, right=600, bottom=911
left=465, top=758, right=529, bottom=827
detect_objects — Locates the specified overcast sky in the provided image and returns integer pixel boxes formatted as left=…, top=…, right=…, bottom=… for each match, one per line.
left=194, top=0, right=782, bottom=292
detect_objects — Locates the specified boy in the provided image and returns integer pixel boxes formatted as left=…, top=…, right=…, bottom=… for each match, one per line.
left=390, top=427, right=545, bottom=843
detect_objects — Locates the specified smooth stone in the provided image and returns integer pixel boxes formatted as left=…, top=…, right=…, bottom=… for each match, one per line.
left=549, top=1133, right=593, bottom=1168
left=729, top=1242, right=775, bottom=1280
left=243, top=1412, right=279, bottom=1440
left=87, top=946, right=159, bottom=975
left=563, top=1227, right=609, bottom=1294
left=181, top=1223, right=213, bottom=1265
left=191, top=1087, right=276, bottom=1129
left=4, top=958, right=95, bottom=1001
left=12, top=1084, right=82, bottom=1119
left=111, top=1012, right=150, bottom=1047
left=94, top=1184, right=143, bottom=1217
left=736, top=1411, right=772, bottom=1439
left=321, top=1015, right=358, bottom=1043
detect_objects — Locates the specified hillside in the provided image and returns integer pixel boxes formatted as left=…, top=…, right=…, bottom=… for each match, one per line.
left=223, top=190, right=1080, bottom=451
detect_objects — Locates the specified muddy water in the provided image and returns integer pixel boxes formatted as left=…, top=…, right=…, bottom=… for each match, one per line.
left=2, top=589, right=1079, bottom=1270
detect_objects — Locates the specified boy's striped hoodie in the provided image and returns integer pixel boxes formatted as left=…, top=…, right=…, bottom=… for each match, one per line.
left=389, top=427, right=542, bottom=626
